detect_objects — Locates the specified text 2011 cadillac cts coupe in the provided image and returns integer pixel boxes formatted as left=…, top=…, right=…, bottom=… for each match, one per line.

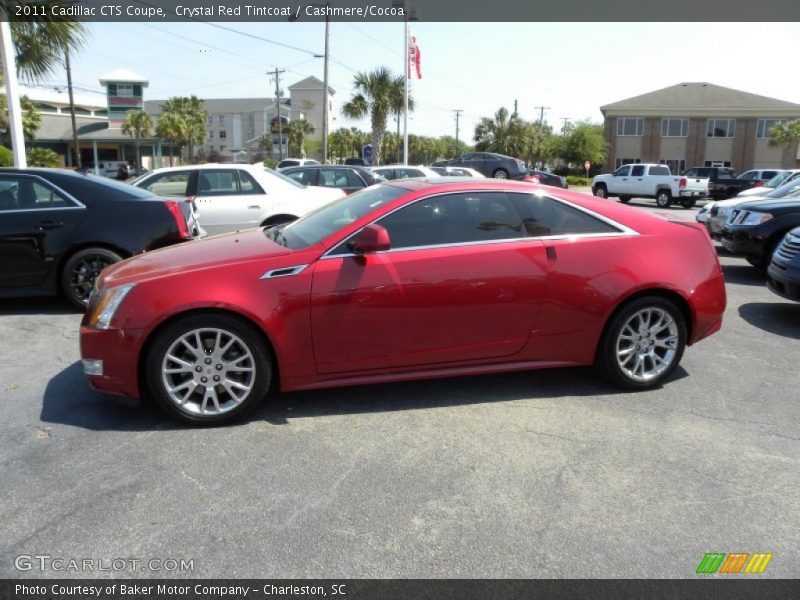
left=80, top=179, right=726, bottom=424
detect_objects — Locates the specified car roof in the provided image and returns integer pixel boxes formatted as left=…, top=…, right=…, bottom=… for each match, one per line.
left=142, top=163, right=260, bottom=174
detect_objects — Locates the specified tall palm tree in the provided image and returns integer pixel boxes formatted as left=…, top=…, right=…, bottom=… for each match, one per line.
left=160, top=96, right=208, bottom=163
left=7, top=17, right=86, bottom=82
left=341, top=67, right=413, bottom=166
left=155, top=112, right=187, bottom=167
left=286, top=118, right=315, bottom=157
left=121, top=110, right=153, bottom=174
left=329, top=127, right=352, bottom=163
left=474, top=107, right=526, bottom=156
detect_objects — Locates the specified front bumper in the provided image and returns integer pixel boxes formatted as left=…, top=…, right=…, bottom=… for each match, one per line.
left=80, top=326, right=146, bottom=398
left=767, top=262, right=800, bottom=302
left=720, top=226, right=764, bottom=258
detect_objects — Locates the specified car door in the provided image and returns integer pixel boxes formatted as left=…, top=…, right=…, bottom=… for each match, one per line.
left=195, top=169, right=267, bottom=235
left=609, top=165, right=631, bottom=194
left=0, top=174, right=85, bottom=289
left=310, top=191, right=548, bottom=374
left=628, top=164, right=647, bottom=196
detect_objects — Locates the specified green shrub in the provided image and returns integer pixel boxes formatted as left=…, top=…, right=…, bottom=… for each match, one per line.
left=0, top=146, right=13, bottom=166
left=264, top=158, right=278, bottom=169
left=27, top=147, right=59, bottom=167
left=566, top=176, right=593, bottom=186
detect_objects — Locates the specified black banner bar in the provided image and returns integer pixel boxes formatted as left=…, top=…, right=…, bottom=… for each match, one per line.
left=2, top=580, right=800, bottom=600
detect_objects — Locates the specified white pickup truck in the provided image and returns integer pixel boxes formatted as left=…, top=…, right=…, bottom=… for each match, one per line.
left=592, top=163, right=709, bottom=208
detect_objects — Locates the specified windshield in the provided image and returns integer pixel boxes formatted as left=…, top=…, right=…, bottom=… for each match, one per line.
left=267, top=184, right=407, bottom=250
left=765, top=171, right=793, bottom=188
left=262, top=167, right=306, bottom=189
left=766, top=180, right=800, bottom=198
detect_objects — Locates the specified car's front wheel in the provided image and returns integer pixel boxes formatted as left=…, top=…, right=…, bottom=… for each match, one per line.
left=61, top=247, right=123, bottom=310
left=593, top=185, right=608, bottom=199
left=493, top=168, right=509, bottom=179
left=145, top=314, right=273, bottom=424
left=596, top=296, right=687, bottom=389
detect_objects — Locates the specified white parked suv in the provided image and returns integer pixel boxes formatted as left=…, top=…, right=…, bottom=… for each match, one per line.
left=132, top=164, right=344, bottom=236
left=592, top=163, right=709, bottom=208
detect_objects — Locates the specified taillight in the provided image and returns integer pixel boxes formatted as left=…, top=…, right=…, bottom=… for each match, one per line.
left=679, top=178, right=687, bottom=189
left=165, top=200, right=191, bottom=240
left=754, top=181, right=764, bottom=187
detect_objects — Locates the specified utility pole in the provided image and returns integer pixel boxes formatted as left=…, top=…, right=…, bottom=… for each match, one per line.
left=270, top=68, right=286, bottom=160
left=65, top=49, right=81, bottom=169
left=533, top=105, right=550, bottom=125
left=453, top=109, right=463, bottom=156
left=513, top=99, right=518, bottom=115
left=561, top=117, right=572, bottom=135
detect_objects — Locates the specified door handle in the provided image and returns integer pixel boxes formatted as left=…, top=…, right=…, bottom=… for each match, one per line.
left=36, top=220, right=64, bottom=230
left=248, top=205, right=261, bottom=209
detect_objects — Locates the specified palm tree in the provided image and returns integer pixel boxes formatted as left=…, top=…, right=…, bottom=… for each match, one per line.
left=121, top=110, right=153, bottom=174
left=155, top=112, right=187, bottom=167
left=159, top=96, right=208, bottom=163
left=329, top=127, right=352, bottom=163
left=7, top=18, right=86, bottom=82
left=286, top=118, right=315, bottom=157
left=474, top=107, right=526, bottom=156
left=341, top=67, right=413, bottom=166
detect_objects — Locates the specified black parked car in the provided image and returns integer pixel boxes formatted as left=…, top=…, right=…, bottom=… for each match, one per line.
left=0, top=169, right=195, bottom=309
left=767, top=227, right=800, bottom=301
left=280, top=165, right=384, bottom=195
left=528, top=170, right=568, bottom=189
left=681, top=166, right=759, bottom=200
left=433, top=152, right=527, bottom=179
left=721, top=197, right=800, bottom=268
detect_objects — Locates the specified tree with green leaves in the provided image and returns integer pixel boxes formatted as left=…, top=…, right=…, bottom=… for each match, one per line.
left=121, top=110, right=153, bottom=174
left=558, top=121, right=606, bottom=168
left=155, top=112, right=187, bottom=167
left=27, top=147, right=59, bottom=167
left=286, top=118, right=315, bottom=157
left=473, top=107, right=526, bottom=157
left=342, top=67, right=413, bottom=166
left=0, top=93, right=41, bottom=144
left=158, top=96, right=208, bottom=163
left=768, top=120, right=800, bottom=151
left=6, top=16, right=86, bottom=82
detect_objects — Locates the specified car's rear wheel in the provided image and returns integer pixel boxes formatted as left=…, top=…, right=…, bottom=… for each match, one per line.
left=493, top=168, right=509, bottom=179
left=61, top=247, right=123, bottom=310
left=655, top=190, right=672, bottom=208
left=618, top=195, right=632, bottom=203
left=596, top=296, right=687, bottom=389
left=680, top=198, right=696, bottom=209
left=593, top=185, right=607, bottom=199
left=145, top=314, right=272, bottom=424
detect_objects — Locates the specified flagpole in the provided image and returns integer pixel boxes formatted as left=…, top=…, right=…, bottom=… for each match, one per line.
left=403, top=18, right=409, bottom=165
left=0, top=20, right=27, bottom=167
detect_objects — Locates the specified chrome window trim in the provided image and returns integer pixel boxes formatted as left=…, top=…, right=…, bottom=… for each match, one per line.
left=319, top=188, right=639, bottom=260
left=0, top=173, right=85, bottom=213
left=260, top=264, right=309, bottom=279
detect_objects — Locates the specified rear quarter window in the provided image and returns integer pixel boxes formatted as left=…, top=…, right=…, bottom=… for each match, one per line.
left=648, top=166, right=670, bottom=176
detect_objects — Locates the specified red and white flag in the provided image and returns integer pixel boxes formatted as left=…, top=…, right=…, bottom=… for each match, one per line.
left=407, top=30, right=422, bottom=79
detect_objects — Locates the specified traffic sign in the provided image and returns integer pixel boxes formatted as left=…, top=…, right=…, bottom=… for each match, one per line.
left=584, top=161, right=591, bottom=170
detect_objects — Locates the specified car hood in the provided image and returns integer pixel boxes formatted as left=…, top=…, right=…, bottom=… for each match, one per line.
left=735, top=198, right=800, bottom=213
left=101, top=228, right=295, bottom=287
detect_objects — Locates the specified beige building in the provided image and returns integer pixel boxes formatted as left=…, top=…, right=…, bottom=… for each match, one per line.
left=601, top=82, right=800, bottom=174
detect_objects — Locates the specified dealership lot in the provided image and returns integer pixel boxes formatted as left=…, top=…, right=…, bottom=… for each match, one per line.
left=0, top=200, right=798, bottom=578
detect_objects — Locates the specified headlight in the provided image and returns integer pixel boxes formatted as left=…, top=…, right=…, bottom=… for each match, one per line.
left=741, top=211, right=773, bottom=226
left=87, top=284, right=135, bottom=330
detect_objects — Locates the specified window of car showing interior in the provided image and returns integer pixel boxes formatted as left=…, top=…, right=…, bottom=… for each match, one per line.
left=508, top=193, right=622, bottom=237
left=682, top=168, right=697, bottom=177
left=0, top=176, right=76, bottom=211
left=139, top=171, right=191, bottom=197
left=284, top=168, right=314, bottom=185
left=614, top=166, right=631, bottom=176
left=631, top=165, right=646, bottom=177
left=648, top=166, right=670, bottom=176
left=237, top=170, right=264, bottom=193
left=319, top=168, right=356, bottom=188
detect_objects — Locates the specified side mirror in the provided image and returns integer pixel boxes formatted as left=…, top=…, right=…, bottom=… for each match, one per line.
left=349, top=224, right=391, bottom=254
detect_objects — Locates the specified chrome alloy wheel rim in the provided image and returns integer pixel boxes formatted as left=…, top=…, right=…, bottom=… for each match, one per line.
left=161, top=328, right=256, bottom=416
left=615, top=308, right=679, bottom=383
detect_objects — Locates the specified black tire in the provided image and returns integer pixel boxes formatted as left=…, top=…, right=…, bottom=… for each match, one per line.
left=655, top=189, right=672, bottom=208
left=618, top=195, right=632, bottom=204
left=61, top=247, right=123, bottom=310
left=492, top=168, right=509, bottom=179
left=144, top=313, right=273, bottom=425
left=593, top=185, right=608, bottom=199
left=595, top=296, right=687, bottom=390
left=745, top=239, right=779, bottom=270
left=680, top=198, right=696, bottom=209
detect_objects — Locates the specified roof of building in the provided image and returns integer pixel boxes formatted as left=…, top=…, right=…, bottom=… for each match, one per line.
left=99, top=68, right=149, bottom=86
left=288, top=75, right=335, bottom=95
left=35, top=114, right=160, bottom=142
left=144, top=97, right=304, bottom=116
left=19, top=85, right=106, bottom=110
left=601, top=82, right=800, bottom=113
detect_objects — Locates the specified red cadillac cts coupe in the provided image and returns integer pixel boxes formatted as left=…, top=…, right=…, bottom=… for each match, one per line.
left=80, top=179, right=726, bottom=424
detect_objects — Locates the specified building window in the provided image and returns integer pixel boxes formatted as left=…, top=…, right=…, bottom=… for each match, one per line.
left=659, top=159, right=686, bottom=174
left=661, top=118, right=688, bottom=137
left=616, top=118, right=644, bottom=137
left=219, top=130, right=227, bottom=139
left=614, top=158, right=641, bottom=168
left=207, top=115, right=213, bottom=126
left=247, top=113, right=255, bottom=140
left=220, top=145, right=226, bottom=152
left=218, top=115, right=225, bottom=126
left=208, top=131, right=214, bottom=139
left=707, top=119, right=735, bottom=138
left=704, top=160, right=732, bottom=167
left=116, top=83, right=134, bottom=97
left=756, top=119, right=786, bottom=139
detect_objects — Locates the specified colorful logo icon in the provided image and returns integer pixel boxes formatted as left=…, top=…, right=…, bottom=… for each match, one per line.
left=696, top=552, right=773, bottom=574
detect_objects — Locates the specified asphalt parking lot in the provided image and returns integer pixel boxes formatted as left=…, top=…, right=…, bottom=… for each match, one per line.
left=1, top=196, right=798, bottom=579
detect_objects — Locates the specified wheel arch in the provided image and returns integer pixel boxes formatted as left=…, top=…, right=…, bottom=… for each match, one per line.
left=137, top=307, right=282, bottom=400
left=595, top=287, right=693, bottom=362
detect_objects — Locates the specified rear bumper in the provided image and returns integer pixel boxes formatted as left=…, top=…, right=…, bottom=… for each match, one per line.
left=690, top=272, right=727, bottom=344
left=80, top=326, right=145, bottom=398
left=680, top=190, right=706, bottom=198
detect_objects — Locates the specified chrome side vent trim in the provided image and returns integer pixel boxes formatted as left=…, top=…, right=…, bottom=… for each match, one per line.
left=260, top=264, right=309, bottom=279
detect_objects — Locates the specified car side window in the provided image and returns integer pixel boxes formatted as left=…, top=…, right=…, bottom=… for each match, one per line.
left=613, top=166, right=631, bottom=177
left=196, top=170, right=238, bottom=196
left=284, top=169, right=309, bottom=185
left=509, top=193, right=621, bottom=237
left=319, top=168, right=350, bottom=188
left=238, top=170, right=264, bottom=193
left=344, top=169, right=366, bottom=188
left=0, top=177, right=74, bottom=211
left=682, top=169, right=697, bottom=177
left=139, top=171, right=191, bottom=197
left=763, top=171, right=777, bottom=179
left=631, top=165, right=646, bottom=177
left=739, top=171, right=756, bottom=180
left=377, top=192, right=526, bottom=250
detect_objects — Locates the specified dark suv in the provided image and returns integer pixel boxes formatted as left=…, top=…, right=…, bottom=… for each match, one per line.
left=721, top=198, right=800, bottom=268
left=767, top=227, right=800, bottom=301
left=433, top=152, right=527, bottom=179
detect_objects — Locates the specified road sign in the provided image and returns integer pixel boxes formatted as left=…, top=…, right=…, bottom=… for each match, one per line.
left=584, top=161, right=591, bottom=170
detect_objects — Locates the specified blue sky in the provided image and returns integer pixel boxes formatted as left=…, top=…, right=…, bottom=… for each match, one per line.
left=45, top=21, right=800, bottom=140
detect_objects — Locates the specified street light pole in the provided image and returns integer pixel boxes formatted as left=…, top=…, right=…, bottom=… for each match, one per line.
left=0, top=21, right=26, bottom=167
